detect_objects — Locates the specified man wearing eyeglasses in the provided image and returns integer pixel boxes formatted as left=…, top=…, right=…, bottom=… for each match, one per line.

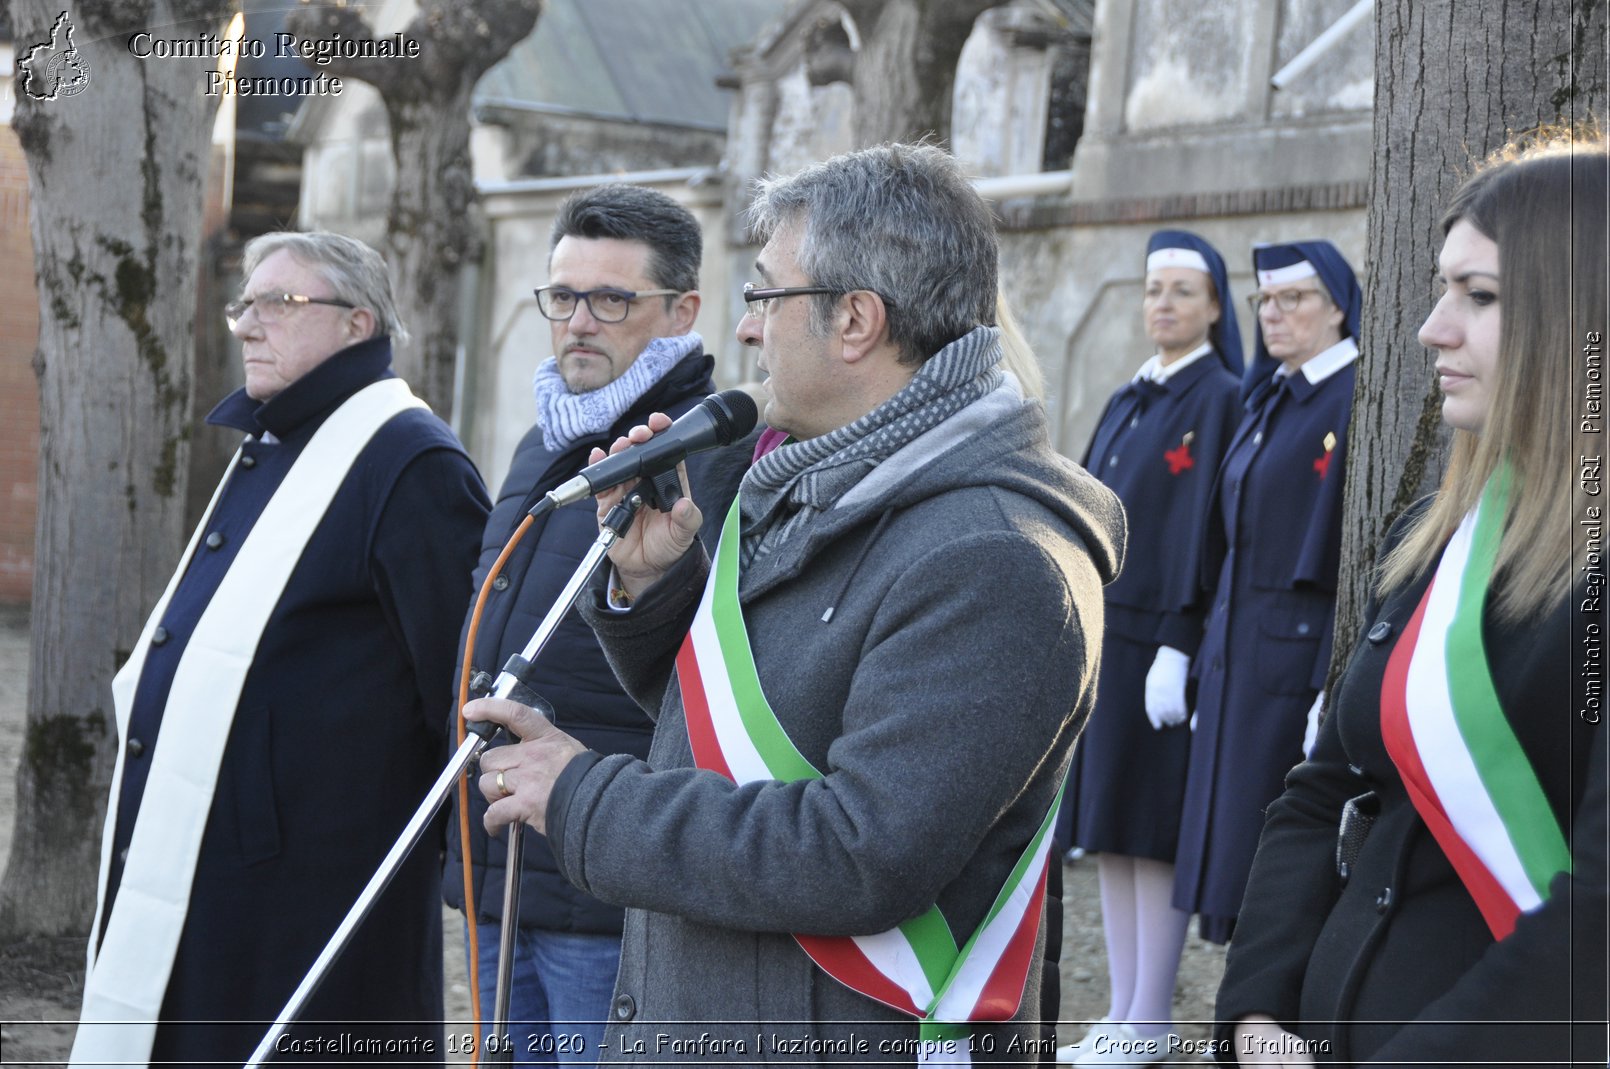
left=72, top=231, right=489, bottom=1067
left=444, top=183, right=750, bottom=1067
left=462, top=144, right=1126, bottom=1062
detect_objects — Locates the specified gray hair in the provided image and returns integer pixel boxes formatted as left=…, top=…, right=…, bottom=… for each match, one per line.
left=241, top=231, right=409, bottom=345
left=746, top=143, right=998, bottom=366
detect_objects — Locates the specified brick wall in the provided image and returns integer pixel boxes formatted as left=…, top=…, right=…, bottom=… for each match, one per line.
left=0, top=125, right=39, bottom=604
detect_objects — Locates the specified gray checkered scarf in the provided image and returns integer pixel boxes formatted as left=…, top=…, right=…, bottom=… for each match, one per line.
left=532, top=333, right=704, bottom=452
left=738, top=325, right=1003, bottom=575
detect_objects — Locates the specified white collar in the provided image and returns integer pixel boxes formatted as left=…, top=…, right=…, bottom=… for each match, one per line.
left=1136, top=342, right=1214, bottom=384
left=1277, top=337, right=1359, bottom=385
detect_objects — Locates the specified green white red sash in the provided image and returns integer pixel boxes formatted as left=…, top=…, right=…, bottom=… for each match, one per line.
left=1380, top=469, right=1571, bottom=939
left=675, top=500, right=1059, bottom=1065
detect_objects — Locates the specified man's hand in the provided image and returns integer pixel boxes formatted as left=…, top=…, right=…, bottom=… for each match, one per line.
left=593, top=413, right=703, bottom=600
left=466, top=698, right=590, bottom=835
left=1233, top=1014, right=1316, bottom=1068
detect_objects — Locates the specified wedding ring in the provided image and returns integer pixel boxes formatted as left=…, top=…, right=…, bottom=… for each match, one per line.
left=496, top=770, right=510, bottom=798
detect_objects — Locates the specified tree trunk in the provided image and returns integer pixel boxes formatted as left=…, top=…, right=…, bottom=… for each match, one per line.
left=0, top=0, right=228, bottom=939
left=1334, top=0, right=1608, bottom=679
left=284, top=0, right=542, bottom=418
left=381, top=84, right=481, bottom=417
left=840, top=0, right=1013, bottom=146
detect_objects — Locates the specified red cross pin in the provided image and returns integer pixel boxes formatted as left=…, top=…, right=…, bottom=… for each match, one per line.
left=1165, top=431, right=1196, bottom=475
left=1314, top=431, right=1338, bottom=480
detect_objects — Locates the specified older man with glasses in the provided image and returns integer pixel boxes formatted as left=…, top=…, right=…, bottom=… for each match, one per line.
left=443, top=183, right=750, bottom=1068
left=72, top=230, right=489, bottom=1066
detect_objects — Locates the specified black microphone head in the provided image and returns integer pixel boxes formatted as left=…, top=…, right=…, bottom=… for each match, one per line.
left=702, top=389, right=760, bottom=445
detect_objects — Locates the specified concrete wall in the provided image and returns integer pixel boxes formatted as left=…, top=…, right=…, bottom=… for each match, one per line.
left=711, top=0, right=1373, bottom=457
left=1072, top=0, right=1371, bottom=201
left=996, top=0, right=1372, bottom=455
left=295, top=84, right=394, bottom=248
left=999, top=199, right=1367, bottom=456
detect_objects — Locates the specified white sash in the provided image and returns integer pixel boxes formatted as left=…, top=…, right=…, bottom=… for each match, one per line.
left=70, top=378, right=425, bottom=1067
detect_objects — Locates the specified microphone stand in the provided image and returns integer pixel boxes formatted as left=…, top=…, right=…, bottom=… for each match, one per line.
left=246, top=492, right=651, bottom=1068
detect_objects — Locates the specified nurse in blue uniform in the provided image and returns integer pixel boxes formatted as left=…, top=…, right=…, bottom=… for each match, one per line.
left=1172, top=241, right=1362, bottom=946
left=1057, top=231, right=1243, bottom=1064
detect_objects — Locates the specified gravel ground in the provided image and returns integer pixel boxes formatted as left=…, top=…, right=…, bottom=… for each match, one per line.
left=0, top=604, right=1226, bottom=1064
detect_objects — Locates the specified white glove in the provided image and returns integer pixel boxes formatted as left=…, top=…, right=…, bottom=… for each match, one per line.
left=1144, top=646, right=1191, bottom=729
left=1302, top=691, right=1326, bottom=757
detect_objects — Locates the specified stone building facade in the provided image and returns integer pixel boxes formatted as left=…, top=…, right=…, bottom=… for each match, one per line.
left=301, top=0, right=1374, bottom=479
left=718, top=0, right=1371, bottom=454
left=447, top=0, right=1372, bottom=473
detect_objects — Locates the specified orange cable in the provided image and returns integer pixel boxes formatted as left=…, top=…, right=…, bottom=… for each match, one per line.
left=456, top=512, right=535, bottom=1067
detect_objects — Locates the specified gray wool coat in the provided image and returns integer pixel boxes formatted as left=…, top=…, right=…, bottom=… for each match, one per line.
left=554, top=388, right=1126, bottom=1064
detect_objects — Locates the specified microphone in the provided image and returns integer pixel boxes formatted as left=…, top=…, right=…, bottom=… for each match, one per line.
left=540, top=389, right=759, bottom=511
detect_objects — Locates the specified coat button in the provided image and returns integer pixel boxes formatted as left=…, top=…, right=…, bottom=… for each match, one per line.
left=240, top=455, right=257, bottom=469
left=611, top=993, right=636, bottom=1021
left=127, top=738, right=146, bottom=758
left=1129, top=417, right=1139, bottom=428
left=151, top=626, right=170, bottom=647
left=205, top=531, right=225, bottom=550
left=1108, top=456, right=1119, bottom=467
left=1367, top=622, right=1394, bottom=644
left=1253, top=431, right=1263, bottom=446
left=118, top=847, right=128, bottom=864
left=1296, top=621, right=1311, bottom=635
left=492, top=575, right=510, bottom=592
left=1375, top=887, right=1394, bottom=913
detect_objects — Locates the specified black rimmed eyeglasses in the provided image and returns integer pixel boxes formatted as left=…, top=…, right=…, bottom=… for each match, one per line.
left=741, top=283, right=897, bottom=318
left=534, top=285, right=681, bottom=324
left=225, top=294, right=355, bottom=331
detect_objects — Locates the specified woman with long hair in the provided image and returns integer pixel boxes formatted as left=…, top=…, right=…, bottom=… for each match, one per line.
left=1214, top=129, right=1608, bottom=1065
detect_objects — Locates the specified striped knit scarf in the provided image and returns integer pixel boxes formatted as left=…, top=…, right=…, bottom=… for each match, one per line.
left=738, top=326, right=1003, bottom=579
left=532, top=332, right=704, bottom=452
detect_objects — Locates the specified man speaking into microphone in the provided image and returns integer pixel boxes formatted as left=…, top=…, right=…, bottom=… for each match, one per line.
left=467, top=144, right=1126, bottom=1062
left=445, top=184, right=749, bottom=1065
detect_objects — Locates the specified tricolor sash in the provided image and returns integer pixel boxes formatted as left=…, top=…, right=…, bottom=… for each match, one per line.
left=71, top=378, right=426, bottom=1068
left=1379, top=469, right=1572, bottom=939
left=675, top=500, right=1060, bottom=1066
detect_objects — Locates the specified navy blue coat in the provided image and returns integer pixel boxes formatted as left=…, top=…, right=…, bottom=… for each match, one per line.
left=1215, top=503, right=1606, bottom=1063
left=106, top=338, right=489, bottom=1064
left=444, top=351, right=750, bottom=934
left=1064, top=354, right=1241, bottom=860
left=1174, top=360, right=1354, bottom=942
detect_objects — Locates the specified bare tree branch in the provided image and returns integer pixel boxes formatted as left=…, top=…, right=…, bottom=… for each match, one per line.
left=280, top=0, right=543, bottom=413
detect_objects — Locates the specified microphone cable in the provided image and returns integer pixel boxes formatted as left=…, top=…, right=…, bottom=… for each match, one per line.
left=455, top=512, right=534, bottom=1067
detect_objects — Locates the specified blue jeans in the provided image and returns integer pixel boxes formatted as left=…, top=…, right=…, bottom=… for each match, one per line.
left=465, top=921, right=621, bottom=1068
